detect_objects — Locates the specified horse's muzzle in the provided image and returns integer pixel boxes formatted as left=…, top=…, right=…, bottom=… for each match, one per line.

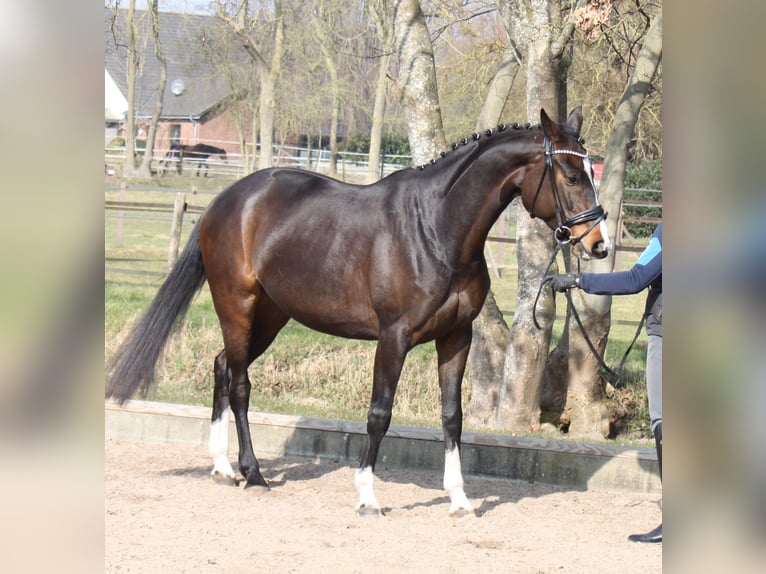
left=590, top=239, right=609, bottom=259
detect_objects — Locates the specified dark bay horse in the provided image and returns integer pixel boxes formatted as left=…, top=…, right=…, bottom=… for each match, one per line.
left=162, top=143, right=227, bottom=176
left=107, top=107, right=609, bottom=516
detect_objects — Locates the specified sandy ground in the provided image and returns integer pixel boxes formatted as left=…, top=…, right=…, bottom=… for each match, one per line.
left=105, top=438, right=662, bottom=573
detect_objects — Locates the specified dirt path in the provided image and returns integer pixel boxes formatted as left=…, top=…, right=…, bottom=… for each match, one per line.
left=105, top=438, right=662, bottom=573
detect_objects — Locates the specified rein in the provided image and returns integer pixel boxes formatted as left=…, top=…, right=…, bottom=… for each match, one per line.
left=529, top=137, right=640, bottom=384
left=533, top=242, right=645, bottom=384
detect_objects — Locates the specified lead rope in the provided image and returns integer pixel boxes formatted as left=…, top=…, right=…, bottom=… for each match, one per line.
left=534, top=243, right=646, bottom=385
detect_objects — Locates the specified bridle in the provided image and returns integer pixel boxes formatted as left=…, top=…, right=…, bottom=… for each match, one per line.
left=529, top=136, right=606, bottom=246
left=529, top=137, right=640, bottom=384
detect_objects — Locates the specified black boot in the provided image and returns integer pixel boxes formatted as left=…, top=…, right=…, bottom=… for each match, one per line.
left=628, top=523, right=662, bottom=543
left=628, top=422, right=662, bottom=544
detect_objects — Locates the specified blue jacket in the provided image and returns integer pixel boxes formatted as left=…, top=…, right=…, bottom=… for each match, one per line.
left=579, top=223, right=662, bottom=336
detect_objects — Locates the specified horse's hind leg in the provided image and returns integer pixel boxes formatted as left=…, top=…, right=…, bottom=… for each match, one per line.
left=209, top=287, right=289, bottom=489
left=209, top=349, right=237, bottom=485
left=436, top=327, right=474, bottom=516
left=239, top=296, right=289, bottom=487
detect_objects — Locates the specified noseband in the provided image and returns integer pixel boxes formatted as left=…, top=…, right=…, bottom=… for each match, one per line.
left=529, top=137, right=606, bottom=246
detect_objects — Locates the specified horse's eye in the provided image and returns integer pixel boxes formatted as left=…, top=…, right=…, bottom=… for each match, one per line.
left=566, top=175, right=578, bottom=185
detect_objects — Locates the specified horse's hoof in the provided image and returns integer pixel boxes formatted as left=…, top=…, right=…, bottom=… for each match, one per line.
left=244, top=484, right=271, bottom=495
left=356, top=504, right=382, bottom=517
left=211, top=471, right=239, bottom=487
left=449, top=507, right=476, bottom=519
left=243, top=477, right=270, bottom=491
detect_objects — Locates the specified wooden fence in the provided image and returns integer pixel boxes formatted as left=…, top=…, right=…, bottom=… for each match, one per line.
left=106, top=183, right=661, bottom=281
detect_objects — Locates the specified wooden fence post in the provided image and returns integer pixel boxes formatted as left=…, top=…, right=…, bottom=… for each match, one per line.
left=189, top=186, right=198, bottom=224
left=116, top=179, right=126, bottom=247
left=167, top=192, right=186, bottom=273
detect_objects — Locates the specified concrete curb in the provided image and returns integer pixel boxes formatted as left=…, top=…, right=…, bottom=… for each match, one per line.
left=106, top=400, right=660, bottom=494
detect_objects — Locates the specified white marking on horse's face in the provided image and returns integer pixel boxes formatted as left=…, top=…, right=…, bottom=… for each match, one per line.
left=583, top=157, right=595, bottom=189
left=599, top=219, right=612, bottom=252
left=354, top=466, right=380, bottom=512
left=589, top=176, right=611, bottom=253
left=209, top=408, right=235, bottom=478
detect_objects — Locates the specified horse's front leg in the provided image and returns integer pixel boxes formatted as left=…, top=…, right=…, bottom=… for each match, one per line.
left=355, top=331, right=409, bottom=515
left=436, top=327, right=474, bottom=516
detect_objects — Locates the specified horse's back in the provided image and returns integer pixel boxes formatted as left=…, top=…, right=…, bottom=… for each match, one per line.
left=198, top=168, right=405, bottom=337
left=201, top=168, right=379, bottom=259
left=207, top=167, right=378, bottom=214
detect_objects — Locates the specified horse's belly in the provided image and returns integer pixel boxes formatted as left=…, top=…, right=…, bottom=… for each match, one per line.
left=259, top=276, right=380, bottom=340
left=294, top=314, right=379, bottom=341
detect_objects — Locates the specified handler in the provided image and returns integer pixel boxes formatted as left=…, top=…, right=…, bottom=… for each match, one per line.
left=545, top=222, right=662, bottom=544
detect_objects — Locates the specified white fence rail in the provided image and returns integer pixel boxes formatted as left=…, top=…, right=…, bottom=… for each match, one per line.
left=105, top=143, right=412, bottom=182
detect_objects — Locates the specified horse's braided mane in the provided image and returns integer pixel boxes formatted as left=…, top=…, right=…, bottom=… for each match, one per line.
left=415, top=121, right=543, bottom=170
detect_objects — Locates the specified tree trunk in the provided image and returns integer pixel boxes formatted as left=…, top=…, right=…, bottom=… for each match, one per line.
left=367, top=51, right=390, bottom=183
left=319, top=45, right=340, bottom=177
left=367, top=0, right=394, bottom=182
left=542, top=245, right=613, bottom=438
left=466, top=36, right=518, bottom=427
left=497, top=213, right=557, bottom=431
left=393, top=0, right=446, bottom=164
left=468, top=0, right=621, bottom=434
left=222, top=1, right=284, bottom=170
left=258, top=6, right=283, bottom=169
left=599, top=12, right=663, bottom=225
left=311, top=0, right=342, bottom=177
left=135, top=0, right=165, bottom=179
left=465, top=292, right=510, bottom=428
left=122, top=0, right=138, bottom=179
left=471, top=0, right=562, bottom=432
left=475, top=43, right=518, bottom=132
left=522, top=1, right=610, bottom=437
left=547, top=11, right=662, bottom=438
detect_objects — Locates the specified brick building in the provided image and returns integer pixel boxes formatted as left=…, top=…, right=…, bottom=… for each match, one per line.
left=104, top=7, right=252, bottom=157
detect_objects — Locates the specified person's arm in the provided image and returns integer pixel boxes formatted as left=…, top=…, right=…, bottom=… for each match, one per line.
left=579, top=226, right=662, bottom=295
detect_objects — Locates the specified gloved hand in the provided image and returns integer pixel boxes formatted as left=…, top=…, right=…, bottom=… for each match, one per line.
left=544, top=273, right=579, bottom=292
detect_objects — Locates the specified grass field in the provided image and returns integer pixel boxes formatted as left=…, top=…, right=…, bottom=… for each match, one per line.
left=105, top=178, right=651, bottom=440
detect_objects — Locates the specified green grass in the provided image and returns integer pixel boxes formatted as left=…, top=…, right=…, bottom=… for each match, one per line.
left=105, top=184, right=652, bottom=439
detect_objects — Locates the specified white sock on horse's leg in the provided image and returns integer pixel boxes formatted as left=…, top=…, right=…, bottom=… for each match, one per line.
left=355, top=466, right=381, bottom=514
left=444, top=445, right=473, bottom=516
left=209, top=407, right=236, bottom=479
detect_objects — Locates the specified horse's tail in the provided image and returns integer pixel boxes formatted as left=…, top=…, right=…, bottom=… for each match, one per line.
left=106, top=224, right=207, bottom=403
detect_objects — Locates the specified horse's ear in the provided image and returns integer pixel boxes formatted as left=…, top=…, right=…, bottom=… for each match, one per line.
left=540, top=108, right=559, bottom=140
left=566, top=106, right=584, bottom=135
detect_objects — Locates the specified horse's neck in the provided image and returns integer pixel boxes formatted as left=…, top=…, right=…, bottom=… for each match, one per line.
left=431, top=136, right=537, bottom=265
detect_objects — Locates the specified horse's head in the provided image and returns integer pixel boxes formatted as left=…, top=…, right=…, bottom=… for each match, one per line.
left=520, top=107, right=610, bottom=261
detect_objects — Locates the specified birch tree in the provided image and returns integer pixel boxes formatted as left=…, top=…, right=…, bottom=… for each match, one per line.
left=542, top=4, right=662, bottom=437
left=468, top=0, right=662, bottom=437
left=134, top=0, right=165, bottom=179
left=121, top=0, right=139, bottom=179
left=366, top=0, right=395, bottom=183
left=216, top=0, right=284, bottom=169
left=467, top=0, right=577, bottom=432
left=310, top=0, right=343, bottom=177
left=393, top=0, right=447, bottom=164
